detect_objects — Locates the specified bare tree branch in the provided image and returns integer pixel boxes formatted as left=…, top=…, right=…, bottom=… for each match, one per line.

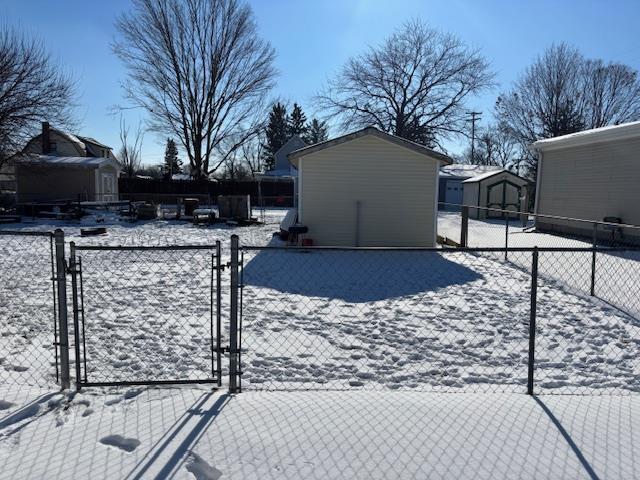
left=315, top=19, right=494, bottom=147
left=113, top=0, right=276, bottom=178
left=118, top=116, right=144, bottom=178
left=0, top=23, right=77, bottom=167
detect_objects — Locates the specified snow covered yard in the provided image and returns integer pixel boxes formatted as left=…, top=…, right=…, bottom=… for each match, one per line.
left=0, top=386, right=639, bottom=479
left=438, top=210, right=640, bottom=319
left=1, top=207, right=639, bottom=479
left=240, top=248, right=640, bottom=393
left=0, top=208, right=288, bottom=389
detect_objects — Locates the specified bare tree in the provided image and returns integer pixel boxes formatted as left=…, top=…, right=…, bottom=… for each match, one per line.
left=316, top=20, right=494, bottom=148
left=239, top=133, right=264, bottom=177
left=496, top=43, right=586, bottom=156
left=113, top=0, right=276, bottom=179
left=583, top=60, right=640, bottom=128
left=0, top=24, right=76, bottom=167
left=118, top=117, right=144, bottom=178
left=496, top=43, right=640, bottom=178
left=466, top=124, right=518, bottom=168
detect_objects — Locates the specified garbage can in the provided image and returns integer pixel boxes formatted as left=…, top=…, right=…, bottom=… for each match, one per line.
left=183, top=198, right=200, bottom=216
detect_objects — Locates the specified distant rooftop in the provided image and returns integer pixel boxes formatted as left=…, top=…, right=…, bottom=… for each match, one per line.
left=440, top=163, right=501, bottom=179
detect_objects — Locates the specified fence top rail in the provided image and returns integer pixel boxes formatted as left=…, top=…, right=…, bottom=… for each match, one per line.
left=0, top=229, right=53, bottom=237
left=438, top=202, right=640, bottom=232
left=72, top=243, right=220, bottom=252
left=240, top=245, right=640, bottom=253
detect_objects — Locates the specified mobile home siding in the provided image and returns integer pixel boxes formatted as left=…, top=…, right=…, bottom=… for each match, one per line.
left=536, top=137, right=640, bottom=238
left=299, top=135, right=439, bottom=246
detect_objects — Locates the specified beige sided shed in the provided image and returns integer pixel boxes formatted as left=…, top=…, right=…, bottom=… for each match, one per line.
left=530, top=122, right=640, bottom=242
left=287, top=127, right=452, bottom=247
left=462, top=169, right=530, bottom=219
left=14, top=155, right=121, bottom=203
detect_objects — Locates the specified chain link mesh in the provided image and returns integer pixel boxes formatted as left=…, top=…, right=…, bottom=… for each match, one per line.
left=238, top=246, right=639, bottom=394
left=74, top=246, right=220, bottom=385
left=0, top=231, right=58, bottom=387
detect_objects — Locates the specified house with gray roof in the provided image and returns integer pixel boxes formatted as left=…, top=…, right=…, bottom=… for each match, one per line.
left=12, top=122, right=121, bottom=203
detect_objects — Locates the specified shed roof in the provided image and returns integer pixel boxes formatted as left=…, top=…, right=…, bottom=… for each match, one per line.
left=15, top=154, right=120, bottom=170
left=440, top=163, right=501, bottom=179
left=287, top=126, right=452, bottom=167
left=529, top=121, right=640, bottom=152
left=462, top=169, right=529, bottom=184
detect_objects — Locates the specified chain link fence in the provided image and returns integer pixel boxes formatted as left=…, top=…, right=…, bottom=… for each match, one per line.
left=0, top=230, right=61, bottom=387
left=69, top=243, right=223, bottom=388
left=233, top=243, right=640, bottom=395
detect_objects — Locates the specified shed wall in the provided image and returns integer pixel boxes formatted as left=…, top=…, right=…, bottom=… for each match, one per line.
left=16, top=165, right=97, bottom=202
left=299, top=135, right=439, bottom=246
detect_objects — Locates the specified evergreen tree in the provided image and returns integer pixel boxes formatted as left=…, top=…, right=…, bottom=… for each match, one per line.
left=262, top=102, right=289, bottom=170
left=303, top=118, right=329, bottom=145
left=162, top=138, right=183, bottom=179
left=288, top=103, right=308, bottom=137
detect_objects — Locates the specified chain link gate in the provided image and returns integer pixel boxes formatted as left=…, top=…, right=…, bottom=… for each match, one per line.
left=69, top=242, right=223, bottom=389
left=0, top=229, right=68, bottom=388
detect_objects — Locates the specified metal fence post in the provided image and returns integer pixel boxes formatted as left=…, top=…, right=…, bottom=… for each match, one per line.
left=229, top=235, right=240, bottom=393
left=505, top=215, right=510, bottom=261
left=527, top=247, right=539, bottom=395
left=590, top=224, right=597, bottom=296
left=461, top=205, right=469, bottom=247
left=215, top=240, right=222, bottom=387
left=54, top=229, right=70, bottom=389
left=69, top=242, right=82, bottom=390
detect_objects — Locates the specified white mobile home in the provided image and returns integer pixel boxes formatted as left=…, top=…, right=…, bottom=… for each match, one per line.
left=530, top=122, right=640, bottom=242
left=287, top=127, right=452, bottom=247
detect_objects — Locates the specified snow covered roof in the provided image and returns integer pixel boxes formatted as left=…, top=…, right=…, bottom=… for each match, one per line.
left=462, top=169, right=529, bottom=184
left=15, top=154, right=120, bottom=170
left=440, top=163, right=501, bottom=179
left=529, top=121, right=640, bottom=152
left=287, top=126, right=452, bottom=167
left=258, top=169, right=296, bottom=179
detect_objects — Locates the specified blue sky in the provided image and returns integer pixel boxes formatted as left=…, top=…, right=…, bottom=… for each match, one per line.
left=3, top=0, right=640, bottom=166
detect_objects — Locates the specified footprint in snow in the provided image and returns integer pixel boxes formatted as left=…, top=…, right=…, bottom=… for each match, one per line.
left=99, top=434, right=141, bottom=453
left=0, top=400, right=14, bottom=410
left=185, top=452, right=222, bottom=480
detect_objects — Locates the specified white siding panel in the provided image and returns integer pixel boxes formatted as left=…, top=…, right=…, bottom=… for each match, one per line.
left=299, top=135, right=439, bottom=246
left=537, top=138, right=640, bottom=230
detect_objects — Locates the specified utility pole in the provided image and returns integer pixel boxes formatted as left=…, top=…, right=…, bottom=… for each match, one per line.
left=466, top=111, right=482, bottom=163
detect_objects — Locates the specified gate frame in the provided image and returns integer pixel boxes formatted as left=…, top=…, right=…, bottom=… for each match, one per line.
left=69, top=241, right=224, bottom=391
left=0, top=229, right=68, bottom=388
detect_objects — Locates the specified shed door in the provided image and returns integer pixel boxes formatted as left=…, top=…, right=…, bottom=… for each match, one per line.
left=486, top=180, right=521, bottom=218
left=444, top=180, right=463, bottom=206
left=101, top=173, right=117, bottom=202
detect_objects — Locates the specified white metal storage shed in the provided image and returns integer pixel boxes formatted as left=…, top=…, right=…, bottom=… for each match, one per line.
left=462, top=169, right=530, bottom=219
left=287, top=127, right=452, bottom=247
left=530, top=122, right=640, bottom=242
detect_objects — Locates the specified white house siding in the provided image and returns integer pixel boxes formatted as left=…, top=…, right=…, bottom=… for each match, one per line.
left=536, top=137, right=640, bottom=239
left=299, top=135, right=440, bottom=247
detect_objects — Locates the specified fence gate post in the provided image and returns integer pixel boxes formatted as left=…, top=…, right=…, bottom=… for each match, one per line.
left=461, top=206, right=469, bottom=247
left=229, top=235, right=240, bottom=393
left=527, top=247, right=539, bottom=395
left=69, top=242, right=83, bottom=391
left=590, top=224, right=597, bottom=296
left=53, top=229, right=70, bottom=389
left=215, top=240, right=222, bottom=388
